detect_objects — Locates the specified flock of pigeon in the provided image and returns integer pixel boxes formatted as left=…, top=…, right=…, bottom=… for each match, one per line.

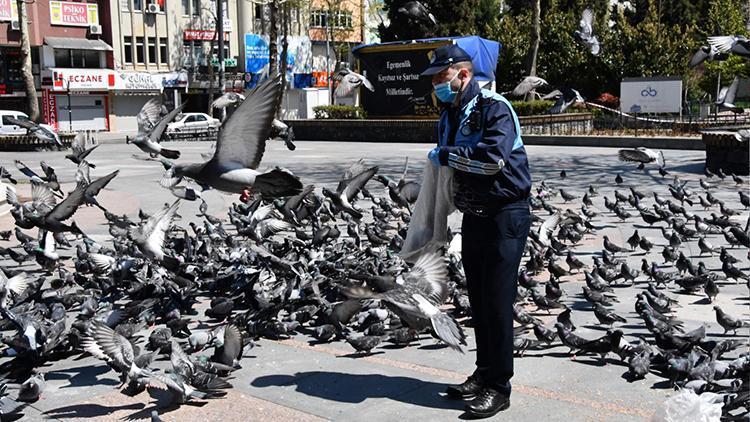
left=0, top=77, right=746, bottom=420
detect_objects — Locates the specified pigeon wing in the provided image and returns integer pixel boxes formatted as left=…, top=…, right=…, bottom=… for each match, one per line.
left=14, top=160, right=42, bottom=180
left=141, top=200, right=180, bottom=255
left=137, top=97, right=163, bottom=133
left=75, top=162, right=91, bottom=185
left=724, top=77, right=740, bottom=105
left=707, top=35, right=737, bottom=53
left=656, top=151, right=665, bottom=168
left=580, top=8, right=594, bottom=35
left=212, top=75, right=281, bottom=170
left=618, top=149, right=651, bottom=163
left=342, top=166, right=379, bottom=202
left=85, top=170, right=119, bottom=198
left=85, top=321, right=135, bottom=368
left=334, top=74, right=358, bottom=97
left=541, top=89, right=562, bottom=100
left=359, top=72, right=375, bottom=91
left=5, top=272, right=29, bottom=296
left=402, top=252, right=449, bottom=305
left=689, top=47, right=711, bottom=68
left=148, top=103, right=186, bottom=142
left=219, top=323, right=243, bottom=364
left=170, top=340, right=195, bottom=378
left=47, top=183, right=86, bottom=221
left=5, top=117, right=36, bottom=131
left=31, top=180, right=57, bottom=212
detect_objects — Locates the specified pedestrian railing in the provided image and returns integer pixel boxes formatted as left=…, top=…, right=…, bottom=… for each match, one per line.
left=164, top=127, right=219, bottom=142
left=0, top=133, right=75, bottom=151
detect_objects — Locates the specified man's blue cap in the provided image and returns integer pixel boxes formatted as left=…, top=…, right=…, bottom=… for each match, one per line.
left=420, top=44, right=472, bottom=76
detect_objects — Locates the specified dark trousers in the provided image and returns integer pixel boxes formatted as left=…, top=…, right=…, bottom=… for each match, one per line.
left=461, top=203, right=530, bottom=397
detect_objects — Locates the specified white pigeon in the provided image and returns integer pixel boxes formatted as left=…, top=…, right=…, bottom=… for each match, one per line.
left=334, top=68, right=375, bottom=98
left=618, top=147, right=665, bottom=167
left=509, top=76, right=548, bottom=97
left=574, top=8, right=600, bottom=55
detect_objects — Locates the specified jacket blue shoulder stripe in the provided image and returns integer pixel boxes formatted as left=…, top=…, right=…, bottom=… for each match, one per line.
left=440, top=89, right=523, bottom=174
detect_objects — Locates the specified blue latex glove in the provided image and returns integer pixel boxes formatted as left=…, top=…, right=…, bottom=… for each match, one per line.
left=427, top=147, right=441, bottom=166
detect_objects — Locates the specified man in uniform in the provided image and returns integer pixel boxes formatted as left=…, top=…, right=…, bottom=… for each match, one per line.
left=421, top=44, right=532, bottom=418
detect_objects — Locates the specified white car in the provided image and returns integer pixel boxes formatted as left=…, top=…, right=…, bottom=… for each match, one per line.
left=166, top=112, right=221, bottom=136
left=0, top=110, right=57, bottom=136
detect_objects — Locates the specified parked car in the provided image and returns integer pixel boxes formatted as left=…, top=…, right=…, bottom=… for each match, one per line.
left=165, top=112, right=221, bottom=137
left=0, top=110, right=57, bottom=137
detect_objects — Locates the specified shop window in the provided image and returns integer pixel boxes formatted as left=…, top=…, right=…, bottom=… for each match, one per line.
left=134, top=0, right=143, bottom=11
left=124, top=36, right=133, bottom=64
left=120, top=0, right=130, bottom=11
left=148, top=37, right=157, bottom=64
left=181, top=0, right=189, bottom=15
left=54, top=48, right=71, bottom=67
left=211, top=42, right=230, bottom=63
left=192, top=0, right=200, bottom=15
left=310, top=9, right=352, bottom=29
left=136, top=37, right=145, bottom=63
left=82, top=50, right=99, bottom=68
left=159, top=37, right=168, bottom=64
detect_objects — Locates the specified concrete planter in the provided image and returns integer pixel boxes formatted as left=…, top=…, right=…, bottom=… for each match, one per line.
left=703, top=132, right=749, bottom=175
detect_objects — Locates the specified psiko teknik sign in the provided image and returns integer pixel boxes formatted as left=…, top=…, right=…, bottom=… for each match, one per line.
left=620, top=76, right=683, bottom=114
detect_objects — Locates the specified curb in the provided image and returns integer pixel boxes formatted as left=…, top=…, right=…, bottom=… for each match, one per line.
left=521, top=134, right=704, bottom=150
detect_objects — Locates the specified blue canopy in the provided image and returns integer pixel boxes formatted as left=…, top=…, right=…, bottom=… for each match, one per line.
left=353, top=35, right=501, bottom=81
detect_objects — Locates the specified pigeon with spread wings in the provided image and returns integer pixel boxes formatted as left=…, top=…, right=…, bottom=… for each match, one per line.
left=618, top=147, right=665, bottom=168
left=5, top=117, right=62, bottom=149
left=574, top=8, right=600, bottom=55
left=129, top=97, right=183, bottom=159
left=162, top=75, right=302, bottom=202
left=334, top=68, right=374, bottom=98
left=341, top=251, right=466, bottom=352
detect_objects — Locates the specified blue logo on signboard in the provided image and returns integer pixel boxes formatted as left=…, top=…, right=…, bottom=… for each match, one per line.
left=640, top=86, right=657, bottom=97
left=245, top=34, right=269, bottom=73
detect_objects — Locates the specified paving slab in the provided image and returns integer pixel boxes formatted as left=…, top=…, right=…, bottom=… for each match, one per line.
left=0, top=140, right=747, bottom=421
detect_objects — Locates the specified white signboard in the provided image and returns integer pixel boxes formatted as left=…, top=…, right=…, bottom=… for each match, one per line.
left=115, top=72, right=164, bottom=91
left=45, top=68, right=116, bottom=91
left=620, top=77, right=682, bottom=114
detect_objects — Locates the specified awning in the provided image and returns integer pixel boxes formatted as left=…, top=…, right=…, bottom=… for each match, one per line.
left=44, top=37, right=113, bottom=51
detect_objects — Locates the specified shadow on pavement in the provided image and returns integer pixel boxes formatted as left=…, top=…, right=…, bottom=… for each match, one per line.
left=251, top=371, right=466, bottom=411
left=43, top=402, right=145, bottom=419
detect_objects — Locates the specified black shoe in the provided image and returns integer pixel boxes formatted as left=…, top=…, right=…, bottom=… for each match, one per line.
left=464, top=387, right=510, bottom=418
left=445, top=374, right=484, bottom=400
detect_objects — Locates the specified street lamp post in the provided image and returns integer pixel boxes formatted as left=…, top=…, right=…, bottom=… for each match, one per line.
left=58, top=76, right=73, bottom=132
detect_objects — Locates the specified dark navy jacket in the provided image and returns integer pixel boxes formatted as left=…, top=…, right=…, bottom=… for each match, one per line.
left=434, top=77, right=532, bottom=210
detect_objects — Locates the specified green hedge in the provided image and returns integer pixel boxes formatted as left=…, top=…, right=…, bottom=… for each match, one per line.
left=509, top=100, right=556, bottom=116
left=313, top=105, right=366, bottom=119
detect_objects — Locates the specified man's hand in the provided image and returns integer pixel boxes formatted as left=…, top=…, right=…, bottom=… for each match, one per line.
left=428, top=147, right=442, bottom=166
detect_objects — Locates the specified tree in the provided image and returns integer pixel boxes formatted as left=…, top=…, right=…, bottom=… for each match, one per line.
left=697, top=0, right=749, bottom=98
left=17, top=0, right=39, bottom=122
left=524, top=0, right=541, bottom=100
left=378, top=0, right=484, bottom=41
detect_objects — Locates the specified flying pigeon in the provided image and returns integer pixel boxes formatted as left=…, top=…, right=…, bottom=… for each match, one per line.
left=161, top=75, right=303, bottom=201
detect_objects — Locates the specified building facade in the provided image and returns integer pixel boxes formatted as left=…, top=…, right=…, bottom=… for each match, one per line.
left=0, top=0, right=372, bottom=133
left=0, top=0, right=112, bottom=129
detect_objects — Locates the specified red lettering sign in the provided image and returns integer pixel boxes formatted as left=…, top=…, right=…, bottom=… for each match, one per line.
left=183, top=30, right=229, bottom=41
left=46, top=90, right=58, bottom=131
left=0, top=0, right=12, bottom=21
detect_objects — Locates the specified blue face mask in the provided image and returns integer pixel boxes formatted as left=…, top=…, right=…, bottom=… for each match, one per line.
left=433, top=72, right=460, bottom=103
